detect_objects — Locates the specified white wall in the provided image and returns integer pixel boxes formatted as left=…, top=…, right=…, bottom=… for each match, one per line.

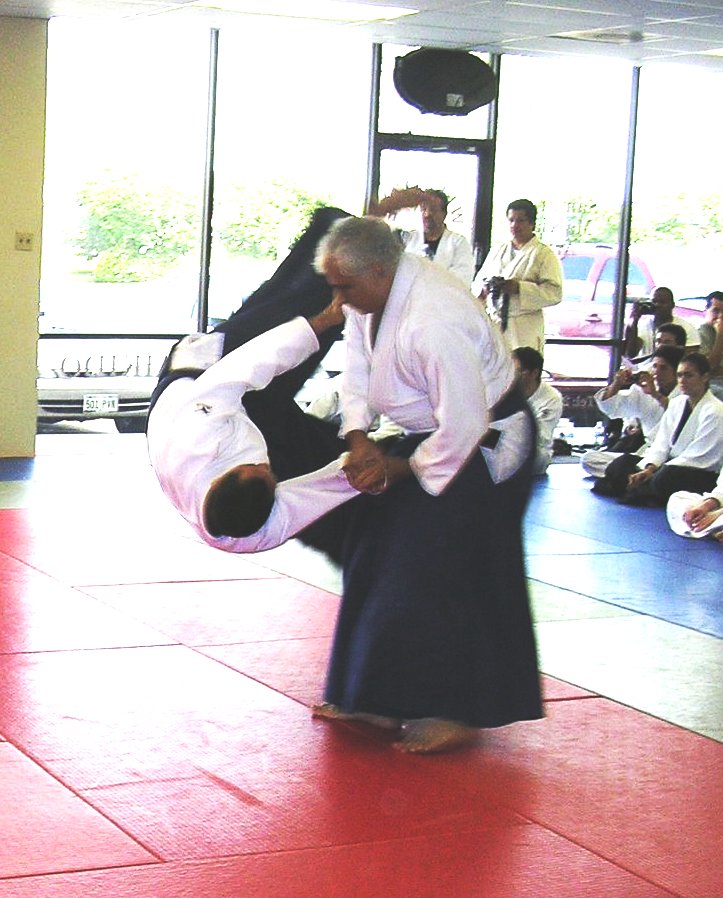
left=0, top=17, right=47, bottom=457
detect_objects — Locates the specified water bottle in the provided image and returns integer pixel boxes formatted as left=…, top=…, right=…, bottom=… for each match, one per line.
left=593, top=421, right=606, bottom=447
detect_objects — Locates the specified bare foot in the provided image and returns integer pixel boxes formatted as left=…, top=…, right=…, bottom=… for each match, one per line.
left=393, top=718, right=478, bottom=754
left=311, top=702, right=401, bottom=730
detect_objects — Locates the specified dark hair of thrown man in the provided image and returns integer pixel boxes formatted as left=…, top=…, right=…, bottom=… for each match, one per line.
left=203, top=469, right=276, bottom=538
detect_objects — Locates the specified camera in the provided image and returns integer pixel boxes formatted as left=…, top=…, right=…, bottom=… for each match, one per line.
left=636, top=301, right=655, bottom=315
left=485, top=276, right=509, bottom=331
left=485, top=276, right=505, bottom=301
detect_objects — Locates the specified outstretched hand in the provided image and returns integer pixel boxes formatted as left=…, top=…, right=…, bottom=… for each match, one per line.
left=309, top=296, right=346, bottom=336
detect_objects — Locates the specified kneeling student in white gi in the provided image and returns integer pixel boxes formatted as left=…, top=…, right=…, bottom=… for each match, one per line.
left=511, top=346, right=563, bottom=475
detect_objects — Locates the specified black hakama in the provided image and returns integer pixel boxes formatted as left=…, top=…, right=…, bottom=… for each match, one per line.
left=324, top=408, right=543, bottom=729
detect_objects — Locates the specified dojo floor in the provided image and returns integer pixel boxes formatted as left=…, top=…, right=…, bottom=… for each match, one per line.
left=0, top=427, right=720, bottom=898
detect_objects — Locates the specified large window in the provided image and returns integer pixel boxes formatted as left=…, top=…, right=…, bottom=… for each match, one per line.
left=632, top=64, right=723, bottom=336
left=493, top=55, right=634, bottom=384
left=209, top=19, right=371, bottom=323
left=41, top=18, right=210, bottom=337
left=38, top=17, right=371, bottom=431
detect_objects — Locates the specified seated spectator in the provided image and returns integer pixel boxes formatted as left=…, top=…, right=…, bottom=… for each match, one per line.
left=594, top=353, right=723, bottom=505
left=653, top=322, right=687, bottom=350
left=626, top=322, right=686, bottom=372
left=667, top=465, right=723, bottom=543
left=698, top=290, right=723, bottom=400
left=624, top=287, right=700, bottom=358
left=582, top=346, right=683, bottom=479
left=512, top=346, right=563, bottom=475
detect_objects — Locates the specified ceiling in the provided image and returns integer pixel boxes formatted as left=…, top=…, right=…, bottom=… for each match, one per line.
left=3, top=0, right=723, bottom=70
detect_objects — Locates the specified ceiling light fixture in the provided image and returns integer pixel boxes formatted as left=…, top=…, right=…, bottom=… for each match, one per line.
left=194, top=0, right=417, bottom=23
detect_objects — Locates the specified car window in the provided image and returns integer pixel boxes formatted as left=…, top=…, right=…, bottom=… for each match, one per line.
left=599, top=259, right=616, bottom=283
left=628, top=262, right=647, bottom=287
left=561, top=256, right=594, bottom=280
left=594, top=259, right=616, bottom=303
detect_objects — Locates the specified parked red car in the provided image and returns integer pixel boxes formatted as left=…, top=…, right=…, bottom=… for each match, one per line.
left=545, top=244, right=655, bottom=339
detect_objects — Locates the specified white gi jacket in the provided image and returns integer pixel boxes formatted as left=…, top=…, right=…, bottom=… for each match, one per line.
left=403, top=227, right=475, bottom=287
left=341, top=254, right=516, bottom=496
left=528, top=380, right=563, bottom=474
left=595, top=383, right=677, bottom=446
left=639, top=391, right=723, bottom=472
left=581, top=383, right=680, bottom=478
left=472, top=236, right=563, bottom=352
left=147, top=317, right=358, bottom=553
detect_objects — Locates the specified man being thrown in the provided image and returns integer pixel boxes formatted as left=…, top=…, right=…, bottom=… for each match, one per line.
left=147, top=300, right=356, bottom=553
left=147, top=206, right=362, bottom=559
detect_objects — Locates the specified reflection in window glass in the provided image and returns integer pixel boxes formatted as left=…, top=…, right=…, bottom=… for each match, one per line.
left=493, top=55, right=631, bottom=370
left=633, top=64, right=723, bottom=352
left=41, top=19, right=210, bottom=336
left=210, top=21, right=371, bottom=323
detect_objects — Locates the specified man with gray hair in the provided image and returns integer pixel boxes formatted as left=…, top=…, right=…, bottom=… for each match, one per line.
left=310, top=215, right=542, bottom=755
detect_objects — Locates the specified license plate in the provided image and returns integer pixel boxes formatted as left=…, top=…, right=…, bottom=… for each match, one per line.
left=83, top=393, right=119, bottom=414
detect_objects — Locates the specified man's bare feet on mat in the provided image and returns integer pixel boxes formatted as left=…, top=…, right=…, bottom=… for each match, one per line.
left=312, top=702, right=401, bottom=730
left=393, top=718, right=478, bottom=754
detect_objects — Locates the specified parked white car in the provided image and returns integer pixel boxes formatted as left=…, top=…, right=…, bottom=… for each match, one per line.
left=36, top=335, right=176, bottom=432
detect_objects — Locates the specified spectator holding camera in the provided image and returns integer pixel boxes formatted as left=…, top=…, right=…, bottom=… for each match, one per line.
left=472, top=199, right=562, bottom=353
left=624, top=287, right=699, bottom=358
left=583, top=345, right=684, bottom=481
